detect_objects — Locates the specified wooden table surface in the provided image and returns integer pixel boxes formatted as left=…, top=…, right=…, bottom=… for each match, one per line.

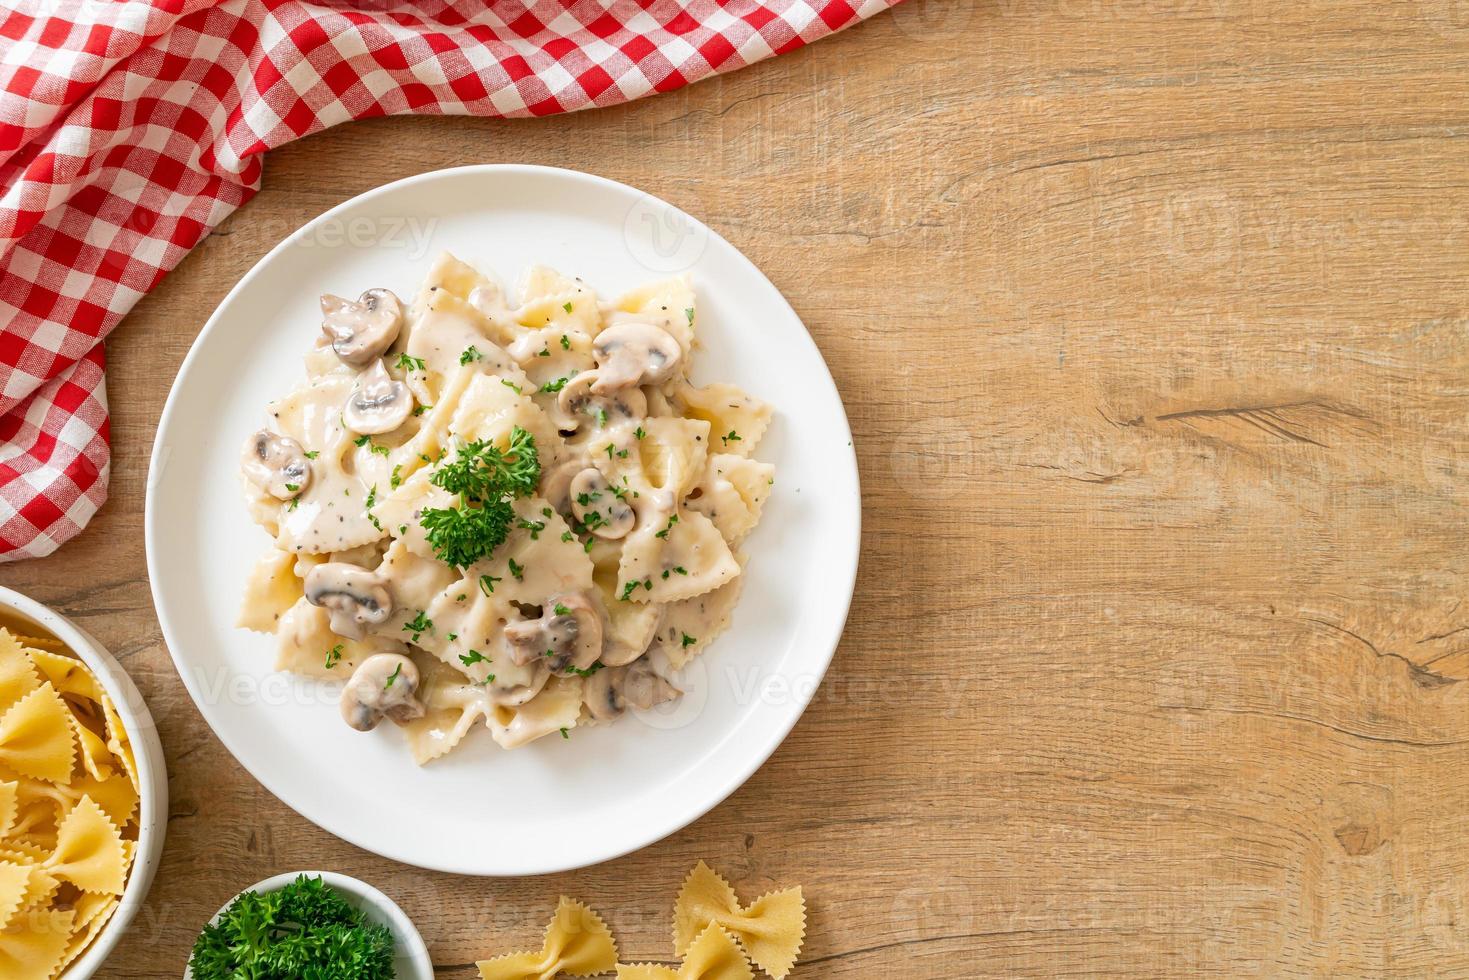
left=8, top=0, right=1469, bottom=975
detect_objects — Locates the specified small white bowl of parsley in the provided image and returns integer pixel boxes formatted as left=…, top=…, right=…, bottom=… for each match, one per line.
left=184, top=871, right=432, bottom=979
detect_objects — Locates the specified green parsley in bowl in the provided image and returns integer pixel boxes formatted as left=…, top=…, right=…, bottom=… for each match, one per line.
left=184, top=872, right=431, bottom=979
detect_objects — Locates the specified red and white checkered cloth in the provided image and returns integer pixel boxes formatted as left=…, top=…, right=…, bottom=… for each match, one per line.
left=0, top=0, right=895, bottom=561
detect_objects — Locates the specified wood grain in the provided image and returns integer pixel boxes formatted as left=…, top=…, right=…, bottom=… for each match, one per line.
left=6, top=0, right=1469, bottom=974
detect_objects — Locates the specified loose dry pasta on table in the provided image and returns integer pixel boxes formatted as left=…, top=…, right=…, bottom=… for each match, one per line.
left=476, top=896, right=618, bottom=980
left=673, top=862, right=805, bottom=980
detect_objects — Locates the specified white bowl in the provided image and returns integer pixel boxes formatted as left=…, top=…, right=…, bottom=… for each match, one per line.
left=0, top=585, right=168, bottom=980
left=182, top=871, right=433, bottom=980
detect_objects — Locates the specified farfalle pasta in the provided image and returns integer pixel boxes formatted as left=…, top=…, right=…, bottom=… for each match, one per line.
left=0, top=627, right=141, bottom=978
left=237, top=253, right=776, bottom=762
left=477, top=864, right=808, bottom=979
left=618, top=923, right=753, bottom=980
left=476, top=897, right=618, bottom=979
left=673, top=862, right=806, bottom=980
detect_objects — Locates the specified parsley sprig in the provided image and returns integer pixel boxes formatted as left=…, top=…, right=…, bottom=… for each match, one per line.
left=420, top=426, right=540, bottom=568
left=188, top=875, right=394, bottom=980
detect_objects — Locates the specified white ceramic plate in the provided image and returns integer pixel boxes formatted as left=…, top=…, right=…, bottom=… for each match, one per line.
left=146, top=165, right=860, bottom=875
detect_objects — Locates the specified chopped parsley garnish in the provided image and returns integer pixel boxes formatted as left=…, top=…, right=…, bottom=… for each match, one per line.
left=364, top=485, right=383, bottom=530
left=537, top=347, right=550, bottom=357
left=402, top=611, right=432, bottom=641
left=395, top=353, right=426, bottom=371
left=303, top=450, right=319, bottom=459
left=539, top=376, right=569, bottom=394
left=284, top=483, right=299, bottom=493
left=446, top=632, right=458, bottom=642
left=620, top=579, right=644, bottom=601
left=354, top=434, right=389, bottom=456
left=413, top=404, right=430, bottom=417
left=561, top=530, right=574, bottom=543
left=384, top=663, right=402, bottom=689
left=389, top=464, right=403, bottom=489
left=460, top=346, right=483, bottom=365
left=559, top=727, right=570, bottom=739
left=685, top=307, right=694, bottom=326
left=324, top=644, right=342, bottom=669
left=564, top=661, right=604, bottom=678
left=681, top=632, right=697, bottom=648
left=595, top=408, right=609, bottom=427
left=562, top=301, right=573, bottom=313
left=655, top=514, right=678, bottom=539
left=559, top=334, right=570, bottom=350
left=500, top=379, right=522, bottom=394
left=421, top=496, right=510, bottom=567
left=508, top=557, right=525, bottom=581
left=517, top=518, right=545, bottom=540
left=721, top=430, right=741, bottom=446
left=634, top=426, right=645, bottom=440
left=479, top=573, right=500, bottom=595
left=553, top=603, right=571, bottom=616
left=420, top=428, right=541, bottom=568
left=459, top=650, right=491, bottom=667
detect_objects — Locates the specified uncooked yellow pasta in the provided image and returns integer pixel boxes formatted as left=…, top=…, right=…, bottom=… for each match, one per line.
left=478, top=864, right=808, bottom=980
left=0, top=628, right=141, bottom=978
left=476, top=897, right=619, bottom=979
left=618, top=923, right=753, bottom=980
left=673, top=862, right=806, bottom=980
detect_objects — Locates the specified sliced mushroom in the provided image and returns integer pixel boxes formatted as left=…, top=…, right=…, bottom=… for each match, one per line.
left=554, top=370, right=647, bottom=433
left=539, top=457, right=589, bottom=518
left=584, top=659, right=681, bottom=720
left=591, top=321, right=682, bottom=393
left=569, top=468, right=634, bottom=539
left=343, top=359, right=413, bottom=434
left=502, top=591, right=603, bottom=671
left=340, top=653, right=424, bottom=731
left=320, top=288, right=403, bottom=366
left=241, top=430, right=312, bottom=500
left=304, top=563, right=393, bottom=640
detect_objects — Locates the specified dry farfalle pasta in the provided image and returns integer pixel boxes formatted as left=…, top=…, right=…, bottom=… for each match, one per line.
left=0, top=627, right=141, bottom=978
left=617, top=923, right=753, bottom=980
left=477, top=897, right=619, bottom=979
left=480, top=864, right=806, bottom=980
left=672, top=862, right=805, bottom=980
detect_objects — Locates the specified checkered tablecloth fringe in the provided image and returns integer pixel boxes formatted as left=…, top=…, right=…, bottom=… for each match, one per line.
left=0, top=0, right=896, bottom=561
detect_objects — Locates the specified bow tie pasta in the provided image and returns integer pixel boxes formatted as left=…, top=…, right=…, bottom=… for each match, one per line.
left=239, top=254, right=775, bottom=762
left=0, top=629, right=141, bottom=979
left=476, top=897, right=618, bottom=979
